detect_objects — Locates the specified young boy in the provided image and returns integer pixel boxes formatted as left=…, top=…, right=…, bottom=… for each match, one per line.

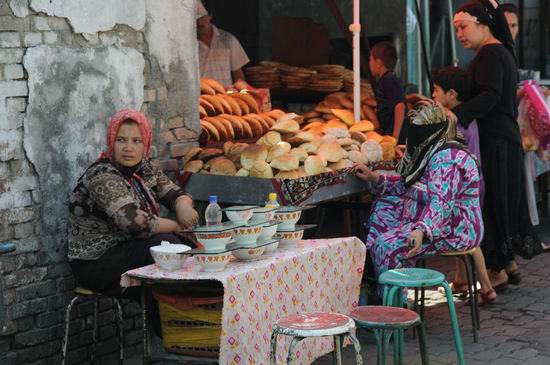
left=369, top=41, right=407, bottom=143
left=432, top=66, right=481, bottom=163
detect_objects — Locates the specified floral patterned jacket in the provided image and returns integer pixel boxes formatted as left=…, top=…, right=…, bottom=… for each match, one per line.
left=68, top=159, right=185, bottom=260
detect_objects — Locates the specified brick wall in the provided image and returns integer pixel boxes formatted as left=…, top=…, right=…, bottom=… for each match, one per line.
left=0, top=1, right=199, bottom=364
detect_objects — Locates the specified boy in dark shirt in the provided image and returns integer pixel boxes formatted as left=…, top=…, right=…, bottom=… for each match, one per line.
left=369, top=41, right=407, bottom=143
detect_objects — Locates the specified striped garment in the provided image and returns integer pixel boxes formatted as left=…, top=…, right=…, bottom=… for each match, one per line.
left=199, top=25, right=249, bottom=87
left=366, top=148, right=483, bottom=285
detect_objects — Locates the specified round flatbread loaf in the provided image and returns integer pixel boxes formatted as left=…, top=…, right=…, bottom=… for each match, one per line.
left=270, top=154, right=300, bottom=172
left=304, top=155, right=326, bottom=176
left=267, top=142, right=292, bottom=162
left=289, top=147, right=308, bottom=162
left=250, top=161, right=273, bottom=178
left=317, top=142, right=346, bottom=162
left=183, top=160, right=203, bottom=173
left=210, top=158, right=237, bottom=176
left=275, top=170, right=300, bottom=179
left=240, top=144, right=268, bottom=169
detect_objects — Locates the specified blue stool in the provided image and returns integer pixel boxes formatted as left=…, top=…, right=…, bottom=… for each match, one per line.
left=379, top=268, right=465, bottom=365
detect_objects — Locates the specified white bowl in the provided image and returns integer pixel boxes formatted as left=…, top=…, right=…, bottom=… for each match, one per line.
left=194, top=228, right=233, bottom=251
left=224, top=205, right=257, bottom=225
left=274, top=209, right=302, bottom=230
left=258, top=221, right=278, bottom=241
left=251, top=207, right=278, bottom=224
left=275, top=229, right=304, bottom=247
left=232, top=246, right=266, bottom=261
left=150, top=244, right=191, bottom=271
left=232, top=224, right=263, bottom=247
left=263, top=240, right=279, bottom=253
left=194, top=251, right=232, bottom=272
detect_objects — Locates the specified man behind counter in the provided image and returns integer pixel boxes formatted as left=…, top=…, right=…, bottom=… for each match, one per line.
left=196, top=0, right=250, bottom=87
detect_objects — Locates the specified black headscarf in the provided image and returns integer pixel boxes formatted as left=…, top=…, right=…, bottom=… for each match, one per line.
left=455, top=0, right=517, bottom=64
left=398, top=101, right=459, bottom=187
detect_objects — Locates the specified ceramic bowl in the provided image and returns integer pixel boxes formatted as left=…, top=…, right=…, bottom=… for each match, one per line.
left=251, top=207, right=278, bottom=224
left=232, top=223, right=264, bottom=247
left=194, top=229, right=233, bottom=251
left=150, top=244, right=191, bottom=271
left=224, top=205, right=258, bottom=225
left=258, top=221, right=278, bottom=241
left=263, top=239, right=279, bottom=253
left=275, top=229, right=304, bottom=247
left=194, top=251, right=232, bottom=272
left=274, top=208, right=302, bottom=230
left=232, top=246, right=266, bottom=261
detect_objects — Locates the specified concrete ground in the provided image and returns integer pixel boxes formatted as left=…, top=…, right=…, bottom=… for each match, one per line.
left=313, top=221, right=550, bottom=365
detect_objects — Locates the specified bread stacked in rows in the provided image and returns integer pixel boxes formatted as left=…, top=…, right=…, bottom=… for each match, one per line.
left=199, top=77, right=285, bottom=143
left=302, top=91, right=378, bottom=127
left=184, top=111, right=399, bottom=179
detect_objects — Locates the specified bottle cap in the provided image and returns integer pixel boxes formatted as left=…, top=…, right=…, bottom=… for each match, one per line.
left=208, top=195, right=218, bottom=203
left=268, top=193, right=277, bottom=201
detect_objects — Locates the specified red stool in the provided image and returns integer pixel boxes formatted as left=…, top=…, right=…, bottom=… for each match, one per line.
left=270, top=312, right=363, bottom=364
left=349, top=306, right=429, bottom=365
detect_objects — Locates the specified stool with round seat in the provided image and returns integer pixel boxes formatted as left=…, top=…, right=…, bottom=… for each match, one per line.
left=415, top=249, right=480, bottom=342
left=61, top=287, right=124, bottom=365
left=270, top=312, right=363, bottom=364
left=379, top=268, right=464, bottom=365
left=349, top=306, right=429, bottom=365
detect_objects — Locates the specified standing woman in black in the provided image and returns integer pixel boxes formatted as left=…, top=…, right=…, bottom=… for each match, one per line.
left=451, top=0, right=541, bottom=290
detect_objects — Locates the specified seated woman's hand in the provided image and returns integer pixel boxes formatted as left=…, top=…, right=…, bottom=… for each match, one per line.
left=175, top=199, right=199, bottom=229
left=353, top=163, right=379, bottom=182
left=406, top=229, right=424, bottom=258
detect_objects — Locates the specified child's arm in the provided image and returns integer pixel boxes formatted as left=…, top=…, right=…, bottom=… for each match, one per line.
left=392, top=102, right=406, bottom=140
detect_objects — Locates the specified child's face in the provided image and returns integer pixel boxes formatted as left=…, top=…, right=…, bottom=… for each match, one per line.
left=432, top=84, right=455, bottom=108
left=369, top=55, right=382, bottom=77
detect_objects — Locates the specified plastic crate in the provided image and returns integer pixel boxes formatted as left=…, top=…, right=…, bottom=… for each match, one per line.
left=154, top=292, right=223, bottom=358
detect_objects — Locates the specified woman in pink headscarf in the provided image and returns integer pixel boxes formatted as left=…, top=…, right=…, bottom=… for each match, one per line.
left=67, top=109, right=198, bottom=330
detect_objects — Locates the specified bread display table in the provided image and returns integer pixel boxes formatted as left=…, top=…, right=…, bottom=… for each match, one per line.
left=121, top=237, right=366, bottom=364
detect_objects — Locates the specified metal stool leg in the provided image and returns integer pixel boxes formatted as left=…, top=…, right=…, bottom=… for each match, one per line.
left=287, top=336, right=304, bottom=364
left=114, top=298, right=124, bottom=364
left=91, top=295, right=99, bottom=361
left=333, top=335, right=343, bottom=365
left=61, top=296, right=81, bottom=365
left=416, top=322, right=430, bottom=365
left=345, top=332, right=363, bottom=365
left=440, top=281, right=465, bottom=365
left=460, top=255, right=478, bottom=342
left=270, top=332, right=278, bottom=365
left=468, top=254, right=481, bottom=330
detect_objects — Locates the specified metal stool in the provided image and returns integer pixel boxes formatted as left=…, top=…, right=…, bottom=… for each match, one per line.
left=379, top=268, right=464, bottom=365
left=349, top=306, right=429, bottom=365
left=61, top=287, right=124, bottom=365
left=416, top=249, right=480, bottom=342
left=270, top=312, right=363, bottom=364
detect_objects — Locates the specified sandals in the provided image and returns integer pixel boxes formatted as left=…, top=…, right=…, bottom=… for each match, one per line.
left=439, top=281, right=469, bottom=295
left=507, top=271, right=522, bottom=286
left=465, top=288, right=497, bottom=306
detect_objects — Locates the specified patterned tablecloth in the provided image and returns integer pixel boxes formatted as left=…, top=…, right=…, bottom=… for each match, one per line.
left=121, top=237, right=366, bottom=365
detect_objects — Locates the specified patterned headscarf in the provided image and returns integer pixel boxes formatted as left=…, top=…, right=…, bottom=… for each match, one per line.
left=454, top=0, right=516, bottom=63
left=104, top=109, right=153, bottom=160
left=398, top=101, right=458, bottom=187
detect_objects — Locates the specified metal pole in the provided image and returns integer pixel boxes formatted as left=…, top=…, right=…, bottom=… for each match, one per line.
left=447, top=0, right=458, bottom=66
left=351, top=0, right=361, bottom=123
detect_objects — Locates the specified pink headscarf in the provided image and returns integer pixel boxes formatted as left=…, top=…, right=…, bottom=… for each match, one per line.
left=104, top=109, right=153, bottom=160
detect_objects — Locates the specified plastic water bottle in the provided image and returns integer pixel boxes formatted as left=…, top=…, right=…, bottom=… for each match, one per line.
left=205, top=195, right=222, bottom=227
left=265, top=193, right=280, bottom=209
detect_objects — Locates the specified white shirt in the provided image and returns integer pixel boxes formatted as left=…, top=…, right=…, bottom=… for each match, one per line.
left=199, top=25, right=250, bottom=87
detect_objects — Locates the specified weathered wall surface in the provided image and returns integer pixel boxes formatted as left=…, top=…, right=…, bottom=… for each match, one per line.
left=0, top=0, right=199, bottom=363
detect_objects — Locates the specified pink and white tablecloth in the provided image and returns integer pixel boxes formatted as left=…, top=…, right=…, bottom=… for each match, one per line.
left=121, top=237, right=366, bottom=365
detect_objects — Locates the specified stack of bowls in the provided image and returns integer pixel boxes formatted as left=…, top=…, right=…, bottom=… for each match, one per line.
left=251, top=207, right=279, bottom=253
left=192, top=224, right=235, bottom=272
left=274, top=207, right=305, bottom=247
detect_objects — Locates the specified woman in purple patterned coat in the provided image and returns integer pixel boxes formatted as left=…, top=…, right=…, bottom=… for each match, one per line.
left=355, top=101, right=494, bottom=301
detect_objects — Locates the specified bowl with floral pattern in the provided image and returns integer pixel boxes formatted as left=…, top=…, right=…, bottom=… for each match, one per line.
left=251, top=206, right=278, bottom=224
left=232, top=245, right=266, bottom=261
left=191, top=224, right=234, bottom=251
left=232, top=222, right=264, bottom=247
left=223, top=205, right=259, bottom=225
left=150, top=243, right=192, bottom=271
left=274, top=207, right=303, bottom=230
left=258, top=220, right=278, bottom=241
left=275, top=229, right=304, bottom=247
left=194, top=251, right=232, bottom=272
